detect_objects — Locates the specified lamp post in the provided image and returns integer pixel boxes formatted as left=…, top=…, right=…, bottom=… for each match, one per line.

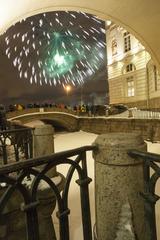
left=65, top=85, right=71, bottom=105
left=65, top=85, right=71, bottom=96
left=80, top=83, right=83, bottom=106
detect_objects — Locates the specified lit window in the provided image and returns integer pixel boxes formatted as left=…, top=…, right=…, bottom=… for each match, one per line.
left=126, top=63, right=135, bottom=72
left=153, top=65, right=157, bottom=91
left=111, top=39, right=117, bottom=56
left=127, top=76, right=134, bottom=97
left=123, top=63, right=135, bottom=74
left=124, top=32, right=131, bottom=52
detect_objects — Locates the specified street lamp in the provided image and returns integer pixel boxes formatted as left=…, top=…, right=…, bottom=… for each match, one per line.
left=65, top=85, right=71, bottom=96
left=80, top=83, right=83, bottom=106
left=64, top=85, right=71, bottom=105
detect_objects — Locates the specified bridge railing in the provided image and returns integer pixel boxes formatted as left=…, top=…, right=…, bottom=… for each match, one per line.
left=128, top=149, right=160, bottom=240
left=0, top=145, right=96, bottom=240
left=6, top=107, right=77, bottom=119
left=0, top=125, right=34, bottom=165
left=130, top=108, right=160, bottom=119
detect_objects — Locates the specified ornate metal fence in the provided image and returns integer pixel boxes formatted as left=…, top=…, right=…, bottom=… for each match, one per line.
left=128, top=149, right=160, bottom=240
left=0, top=127, right=33, bottom=165
left=0, top=145, right=96, bottom=240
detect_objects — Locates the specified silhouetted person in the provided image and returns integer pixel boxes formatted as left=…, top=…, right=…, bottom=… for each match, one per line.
left=0, top=105, right=7, bottom=130
left=9, top=104, right=15, bottom=112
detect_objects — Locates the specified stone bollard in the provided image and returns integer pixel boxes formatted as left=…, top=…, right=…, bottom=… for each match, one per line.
left=93, top=132, right=149, bottom=240
left=33, top=124, right=56, bottom=177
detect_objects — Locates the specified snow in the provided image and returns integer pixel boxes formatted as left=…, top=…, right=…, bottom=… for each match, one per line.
left=54, top=130, right=97, bottom=152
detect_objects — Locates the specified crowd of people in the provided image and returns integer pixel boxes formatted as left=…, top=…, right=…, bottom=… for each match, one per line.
left=6, top=102, right=107, bottom=116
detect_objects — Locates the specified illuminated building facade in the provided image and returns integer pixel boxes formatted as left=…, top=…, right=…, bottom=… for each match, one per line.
left=106, top=23, right=160, bottom=109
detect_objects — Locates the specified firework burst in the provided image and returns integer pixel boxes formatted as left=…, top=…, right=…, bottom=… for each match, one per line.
left=3, top=11, right=106, bottom=87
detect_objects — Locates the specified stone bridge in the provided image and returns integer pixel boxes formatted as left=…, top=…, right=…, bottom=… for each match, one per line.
left=7, top=108, right=160, bottom=141
left=7, top=108, right=79, bottom=132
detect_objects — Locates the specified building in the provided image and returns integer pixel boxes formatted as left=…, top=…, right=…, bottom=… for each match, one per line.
left=106, top=22, right=160, bottom=109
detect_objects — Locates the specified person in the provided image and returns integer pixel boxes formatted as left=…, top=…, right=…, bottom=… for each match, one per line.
left=81, top=104, right=86, bottom=114
left=0, top=104, right=7, bottom=130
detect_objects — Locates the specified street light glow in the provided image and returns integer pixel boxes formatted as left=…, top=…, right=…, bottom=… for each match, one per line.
left=65, top=85, right=71, bottom=92
left=64, top=85, right=71, bottom=99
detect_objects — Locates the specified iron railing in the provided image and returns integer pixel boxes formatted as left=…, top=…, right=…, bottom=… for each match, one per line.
left=0, top=145, right=96, bottom=240
left=0, top=126, right=33, bottom=165
left=128, top=149, right=160, bottom=240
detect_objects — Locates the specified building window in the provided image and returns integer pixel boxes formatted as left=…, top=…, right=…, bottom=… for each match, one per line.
left=124, top=31, right=131, bottom=52
left=153, top=65, right=158, bottom=91
left=111, top=39, right=117, bottom=56
left=123, top=63, right=135, bottom=74
left=127, top=76, right=135, bottom=97
left=126, top=63, right=135, bottom=72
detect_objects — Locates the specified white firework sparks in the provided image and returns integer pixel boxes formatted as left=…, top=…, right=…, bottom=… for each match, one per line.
left=3, top=11, right=106, bottom=87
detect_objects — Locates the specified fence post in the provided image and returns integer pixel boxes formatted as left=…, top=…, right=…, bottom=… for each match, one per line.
left=32, top=124, right=65, bottom=239
left=92, top=132, right=150, bottom=240
left=33, top=124, right=56, bottom=177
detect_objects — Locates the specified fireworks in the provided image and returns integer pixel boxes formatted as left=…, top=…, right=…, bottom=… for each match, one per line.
left=3, top=11, right=106, bottom=87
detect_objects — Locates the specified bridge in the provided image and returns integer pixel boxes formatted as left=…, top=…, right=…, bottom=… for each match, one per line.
left=6, top=107, right=160, bottom=141
left=7, top=107, right=79, bottom=132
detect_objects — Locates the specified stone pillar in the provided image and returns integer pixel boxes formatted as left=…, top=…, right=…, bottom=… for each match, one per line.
left=33, top=124, right=56, bottom=177
left=93, top=133, right=149, bottom=240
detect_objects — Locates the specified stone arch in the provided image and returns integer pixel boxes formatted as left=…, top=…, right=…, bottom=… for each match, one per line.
left=8, top=112, right=79, bottom=132
left=41, top=119, right=71, bottom=132
left=0, top=1, right=160, bottom=69
left=0, top=8, right=147, bottom=48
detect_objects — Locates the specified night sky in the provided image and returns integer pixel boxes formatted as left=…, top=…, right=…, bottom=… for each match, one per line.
left=0, top=11, right=108, bottom=106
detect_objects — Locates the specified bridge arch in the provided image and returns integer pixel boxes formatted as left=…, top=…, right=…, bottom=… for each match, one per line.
left=41, top=119, right=72, bottom=132
left=8, top=112, right=79, bottom=132
left=0, top=1, right=160, bottom=69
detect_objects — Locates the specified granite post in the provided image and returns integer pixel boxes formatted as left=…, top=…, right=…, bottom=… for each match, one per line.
left=93, top=132, right=149, bottom=240
left=33, top=124, right=56, bottom=177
